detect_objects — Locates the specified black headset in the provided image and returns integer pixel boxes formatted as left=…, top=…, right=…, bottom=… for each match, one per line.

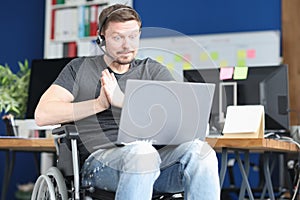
left=96, top=7, right=141, bottom=47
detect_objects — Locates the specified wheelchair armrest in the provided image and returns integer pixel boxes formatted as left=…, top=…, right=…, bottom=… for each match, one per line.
left=52, top=124, right=79, bottom=140
left=52, top=124, right=80, bottom=180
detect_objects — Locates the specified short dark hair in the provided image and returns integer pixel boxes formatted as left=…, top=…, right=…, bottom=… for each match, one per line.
left=98, top=4, right=142, bottom=35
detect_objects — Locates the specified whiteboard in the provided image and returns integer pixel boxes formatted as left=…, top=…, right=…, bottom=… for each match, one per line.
left=137, top=30, right=281, bottom=81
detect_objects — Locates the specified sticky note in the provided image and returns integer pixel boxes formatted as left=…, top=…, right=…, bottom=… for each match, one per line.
left=156, top=56, right=164, bottom=64
left=220, top=67, right=234, bottom=80
left=233, top=67, right=248, bottom=80
left=174, top=54, right=182, bottom=62
left=237, top=50, right=246, bottom=59
left=166, top=63, right=175, bottom=72
left=200, top=52, right=208, bottom=61
left=219, top=60, right=228, bottom=67
left=237, top=59, right=246, bottom=67
left=247, top=49, right=256, bottom=59
left=210, top=52, right=219, bottom=60
left=183, top=62, right=192, bottom=70
left=183, top=54, right=191, bottom=62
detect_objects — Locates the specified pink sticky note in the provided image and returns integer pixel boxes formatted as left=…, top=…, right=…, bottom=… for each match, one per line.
left=220, top=67, right=234, bottom=80
left=247, top=49, right=256, bottom=59
left=183, top=54, right=191, bottom=62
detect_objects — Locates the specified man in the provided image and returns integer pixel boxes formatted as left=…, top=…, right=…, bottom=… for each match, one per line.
left=35, top=4, right=220, bottom=200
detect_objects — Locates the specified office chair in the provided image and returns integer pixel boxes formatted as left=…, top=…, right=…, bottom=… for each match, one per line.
left=31, top=125, right=184, bottom=200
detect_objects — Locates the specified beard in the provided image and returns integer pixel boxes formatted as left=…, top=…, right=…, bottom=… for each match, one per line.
left=113, top=50, right=135, bottom=65
left=114, top=57, right=134, bottom=65
left=104, top=47, right=136, bottom=65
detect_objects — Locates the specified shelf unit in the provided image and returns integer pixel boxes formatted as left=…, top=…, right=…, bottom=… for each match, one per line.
left=44, top=0, right=132, bottom=58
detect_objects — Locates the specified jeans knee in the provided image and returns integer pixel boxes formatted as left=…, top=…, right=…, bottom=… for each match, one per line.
left=122, top=141, right=161, bottom=174
left=180, top=140, right=218, bottom=172
left=182, top=140, right=214, bottom=158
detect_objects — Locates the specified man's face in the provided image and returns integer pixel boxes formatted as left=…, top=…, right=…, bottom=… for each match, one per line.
left=104, top=20, right=141, bottom=65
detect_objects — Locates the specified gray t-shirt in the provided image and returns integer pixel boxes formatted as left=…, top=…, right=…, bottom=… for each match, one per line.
left=54, top=55, right=174, bottom=162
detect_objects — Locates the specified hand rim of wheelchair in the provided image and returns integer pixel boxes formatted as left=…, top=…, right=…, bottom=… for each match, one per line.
left=31, top=167, right=68, bottom=200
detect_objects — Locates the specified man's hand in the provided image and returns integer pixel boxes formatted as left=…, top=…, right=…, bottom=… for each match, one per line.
left=101, top=69, right=124, bottom=108
left=96, top=86, right=110, bottom=110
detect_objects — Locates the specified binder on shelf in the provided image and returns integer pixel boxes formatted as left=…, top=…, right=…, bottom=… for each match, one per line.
left=63, top=42, right=69, bottom=57
left=56, top=0, right=65, bottom=4
left=51, top=10, right=55, bottom=40
left=63, top=42, right=77, bottom=57
left=68, top=42, right=77, bottom=57
left=54, top=9, right=63, bottom=40
left=54, top=8, right=78, bottom=41
left=90, top=5, right=98, bottom=36
left=78, top=5, right=85, bottom=38
left=84, top=6, right=90, bottom=37
left=68, top=8, right=78, bottom=39
left=222, top=105, right=265, bottom=138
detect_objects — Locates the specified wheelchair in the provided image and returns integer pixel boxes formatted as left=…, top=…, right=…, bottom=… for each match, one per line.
left=31, top=125, right=184, bottom=200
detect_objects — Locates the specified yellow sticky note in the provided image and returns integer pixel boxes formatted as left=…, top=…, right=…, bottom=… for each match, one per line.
left=237, top=50, right=246, bottom=59
left=183, top=62, right=192, bottom=70
left=200, top=52, right=208, bottom=61
left=174, top=54, right=182, bottom=62
left=156, top=56, right=164, bottom=64
left=219, top=60, right=228, bottom=67
left=220, top=67, right=234, bottom=80
left=233, top=67, right=248, bottom=80
left=210, top=52, right=219, bottom=60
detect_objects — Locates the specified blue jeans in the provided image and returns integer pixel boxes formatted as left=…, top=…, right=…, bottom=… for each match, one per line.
left=81, top=140, right=220, bottom=200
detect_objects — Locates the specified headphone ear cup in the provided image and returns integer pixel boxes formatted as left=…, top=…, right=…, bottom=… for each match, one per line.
left=96, top=35, right=106, bottom=46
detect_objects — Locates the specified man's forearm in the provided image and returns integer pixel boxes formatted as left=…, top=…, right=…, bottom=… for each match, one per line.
left=35, top=99, right=107, bottom=126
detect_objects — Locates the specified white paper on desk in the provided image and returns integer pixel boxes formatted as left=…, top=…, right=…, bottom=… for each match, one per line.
left=222, top=105, right=264, bottom=136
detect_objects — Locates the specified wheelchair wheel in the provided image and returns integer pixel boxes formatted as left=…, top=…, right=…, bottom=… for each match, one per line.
left=31, top=174, right=56, bottom=200
left=46, top=167, right=68, bottom=200
left=31, top=167, right=68, bottom=200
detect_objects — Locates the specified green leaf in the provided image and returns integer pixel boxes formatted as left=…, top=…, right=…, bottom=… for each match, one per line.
left=0, top=60, right=30, bottom=118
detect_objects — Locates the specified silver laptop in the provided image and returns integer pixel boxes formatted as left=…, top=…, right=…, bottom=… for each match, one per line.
left=117, top=80, right=215, bottom=145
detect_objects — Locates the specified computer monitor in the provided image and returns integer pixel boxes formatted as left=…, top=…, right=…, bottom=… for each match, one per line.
left=183, top=64, right=290, bottom=133
left=26, top=57, right=75, bottom=119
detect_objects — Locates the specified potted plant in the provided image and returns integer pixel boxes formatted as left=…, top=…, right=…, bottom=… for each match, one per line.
left=0, top=60, right=31, bottom=135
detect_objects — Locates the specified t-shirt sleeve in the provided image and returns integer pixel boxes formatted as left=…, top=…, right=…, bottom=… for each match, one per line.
left=145, top=58, right=175, bottom=81
left=53, top=58, right=83, bottom=97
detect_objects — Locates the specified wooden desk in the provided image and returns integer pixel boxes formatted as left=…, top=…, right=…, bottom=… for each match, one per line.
left=0, top=137, right=55, bottom=200
left=1, top=137, right=297, bottom=153
left=0, top=137, right=55, bottom=152
left=207, top=137, right=299, bottom=200
left=0, top=137, right=298, bottom=200
left=206, top=137, right=299, bottom=152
